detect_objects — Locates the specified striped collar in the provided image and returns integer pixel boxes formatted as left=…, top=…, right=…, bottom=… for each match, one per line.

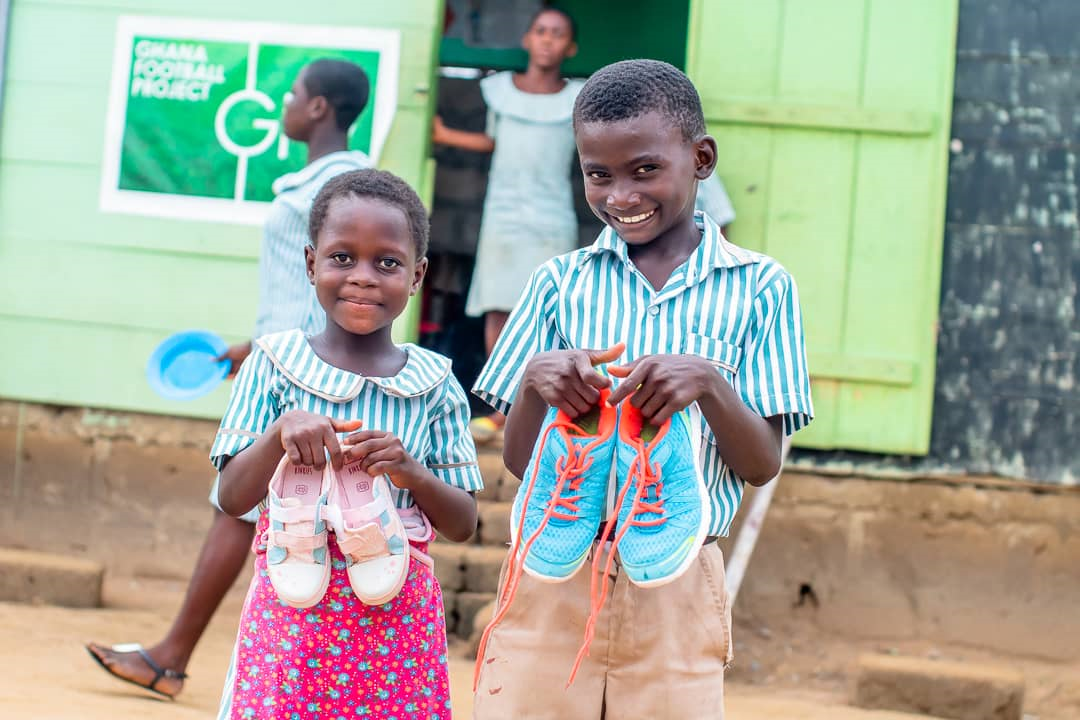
left=255, top=330, right=451, bottom=402
left=585, top=211, right=758, bottom=284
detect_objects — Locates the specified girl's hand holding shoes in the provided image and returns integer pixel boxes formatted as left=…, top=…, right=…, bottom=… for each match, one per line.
left=342, top=430, right=426, bottom=490
left=277, top=410, right=362, bottom=470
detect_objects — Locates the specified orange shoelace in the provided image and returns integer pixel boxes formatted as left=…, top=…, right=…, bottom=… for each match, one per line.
left=472, top=417, right=596, bottom=691
left=567, top=440, right=665, bottom=686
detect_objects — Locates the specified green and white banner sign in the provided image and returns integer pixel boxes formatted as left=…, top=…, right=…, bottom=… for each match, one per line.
left=100, top=16, right=400, bottom=225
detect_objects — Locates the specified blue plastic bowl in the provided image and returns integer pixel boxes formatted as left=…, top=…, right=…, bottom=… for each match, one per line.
left=146, top=330, right=230, bottom=401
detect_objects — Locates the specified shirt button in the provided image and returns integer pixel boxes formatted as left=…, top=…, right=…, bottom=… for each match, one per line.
left=648, top=305, right=660, bottom=316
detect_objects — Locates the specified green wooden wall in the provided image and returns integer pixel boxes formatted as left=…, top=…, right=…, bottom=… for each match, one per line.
left=0, top=0, right=443, bottom=419
left=687, top=0, right=959, bottom=454
left=2, top=0, right=960, bottom=457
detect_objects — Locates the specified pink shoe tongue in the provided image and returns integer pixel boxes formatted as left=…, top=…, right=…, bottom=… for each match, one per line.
left=280, top=497, right=302, bottom=508
left=340, top=505, right=378, bottom=532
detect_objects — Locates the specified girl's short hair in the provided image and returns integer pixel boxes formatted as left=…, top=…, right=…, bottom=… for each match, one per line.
left=309, top=169, right=429, bottom=258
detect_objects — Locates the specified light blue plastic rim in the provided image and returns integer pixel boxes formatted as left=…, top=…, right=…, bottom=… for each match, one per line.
left=145, top=329, right=230, bottom=401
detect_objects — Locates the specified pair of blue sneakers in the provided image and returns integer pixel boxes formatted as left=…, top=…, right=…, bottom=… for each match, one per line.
left=472, top=387, right=712, bottom=690
left=509, top=387, right=711, bottom=588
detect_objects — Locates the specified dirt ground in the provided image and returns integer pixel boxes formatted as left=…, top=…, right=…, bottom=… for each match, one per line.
left=2, top=574, right=1076, bottom=719
left=0, top=581, right=952, bottom=720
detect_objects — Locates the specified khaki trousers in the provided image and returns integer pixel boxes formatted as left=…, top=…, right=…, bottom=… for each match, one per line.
left=473, top=542, right=733, bottom=720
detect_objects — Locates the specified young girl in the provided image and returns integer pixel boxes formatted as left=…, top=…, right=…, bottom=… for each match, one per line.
left=213, top=169, right=482, bottom=720
left=433, top=7, right=582, bottom=442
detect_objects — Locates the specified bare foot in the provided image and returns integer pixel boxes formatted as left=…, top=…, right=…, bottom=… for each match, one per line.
left=85, top=642, right=186, bottom=698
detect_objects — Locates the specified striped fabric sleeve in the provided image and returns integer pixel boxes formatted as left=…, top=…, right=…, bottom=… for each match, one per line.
left=252, top=203, right=313, bottom=338
left=210, top=348, right=279, bottom=469
left=735, top=261, right=814, bottom=436
left=427, top=375, right=484, bottom=492
left=472, top=261, right=563, bottom=415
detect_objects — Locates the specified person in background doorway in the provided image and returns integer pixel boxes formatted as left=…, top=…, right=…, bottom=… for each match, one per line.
left=85, top=58, right=373, bottom=700
left=433, top=6, right=583, bottom=445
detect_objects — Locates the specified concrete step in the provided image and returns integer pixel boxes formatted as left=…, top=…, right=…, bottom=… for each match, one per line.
left=476, top=500, right=512, bottom=546
left=496, top=471, right=521, bottom=502
left=431, top=541, right=505, bottom=640
left=429, top=542, right=467, bottom=594
left=461, top=545, right=505, bottom=594
left=474, top=448, right=505, bottom=502
left=854, top=654, right=1025, bottom=720
left=430, top=544, right=505, bottom=592
left=727, top=693, right=951, bottom=719
left=472, top=444, right=521, bottom=503
left=454, top=590, right=496, bottom=642
left=0, top=547, right=104, bottom=607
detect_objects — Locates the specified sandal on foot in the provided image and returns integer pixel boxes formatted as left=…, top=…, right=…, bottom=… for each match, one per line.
left=85, top=642, right=187, bottom=700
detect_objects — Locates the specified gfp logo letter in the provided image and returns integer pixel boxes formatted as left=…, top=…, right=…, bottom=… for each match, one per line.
left=214, top=89, right=289, bottom=162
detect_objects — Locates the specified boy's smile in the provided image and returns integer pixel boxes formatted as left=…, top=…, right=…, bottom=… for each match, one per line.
left=306, top=196, right=425, bottom=338
left=576, top=111, right=716, bottom=252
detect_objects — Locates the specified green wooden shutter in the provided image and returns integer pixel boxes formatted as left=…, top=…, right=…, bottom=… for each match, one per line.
left=686, top=0, right=959, bottom=454
left=0, top=0, right=442, bottom=418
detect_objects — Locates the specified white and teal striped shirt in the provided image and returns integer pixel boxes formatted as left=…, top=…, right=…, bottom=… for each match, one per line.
left=253, top=151, right=372, bottom=338
left=473, top=213, right=813, bottom=537
left=211, top=329, right=484, bottom=509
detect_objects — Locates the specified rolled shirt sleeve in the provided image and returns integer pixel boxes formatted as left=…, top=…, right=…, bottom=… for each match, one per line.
left=427, top=375, right=484, bottom=492
left=210, top=347, right=279, bottom=469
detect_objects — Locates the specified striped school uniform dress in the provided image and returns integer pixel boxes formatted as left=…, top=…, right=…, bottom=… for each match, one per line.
left=474, top=212, right=813, bottom=538
left=214, top=330, right=482, bottom=720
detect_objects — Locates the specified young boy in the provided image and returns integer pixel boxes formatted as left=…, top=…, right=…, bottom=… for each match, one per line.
left=86, top=58, right=372, bottom=699
left=471, top=60, right=813, bottom=719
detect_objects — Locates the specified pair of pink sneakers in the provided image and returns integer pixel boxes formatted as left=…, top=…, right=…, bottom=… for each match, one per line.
left=263, top=456, right=425, bottom=608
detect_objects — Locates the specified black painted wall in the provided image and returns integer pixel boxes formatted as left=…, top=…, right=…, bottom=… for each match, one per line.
left=929, top=0, right=1078, bottom=483
left=798, top=0, right=1079, bottom=484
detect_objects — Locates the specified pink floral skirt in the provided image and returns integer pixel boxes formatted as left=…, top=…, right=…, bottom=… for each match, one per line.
left=219, top=513, right=451, bottom=719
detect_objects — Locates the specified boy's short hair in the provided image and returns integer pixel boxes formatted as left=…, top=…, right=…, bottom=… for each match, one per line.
left=527, top=6, right=576, bottom=40
left=309, top=169, right=429, bottom=258
left=302, top=58, right=370, bottom=132
left=573, top=59, right=706, bottom=142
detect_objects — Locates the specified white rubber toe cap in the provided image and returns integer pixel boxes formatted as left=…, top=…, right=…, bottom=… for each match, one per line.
left=268, top=562, right=330, bottom=608
left=348, top=555, right=409, bottom=605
